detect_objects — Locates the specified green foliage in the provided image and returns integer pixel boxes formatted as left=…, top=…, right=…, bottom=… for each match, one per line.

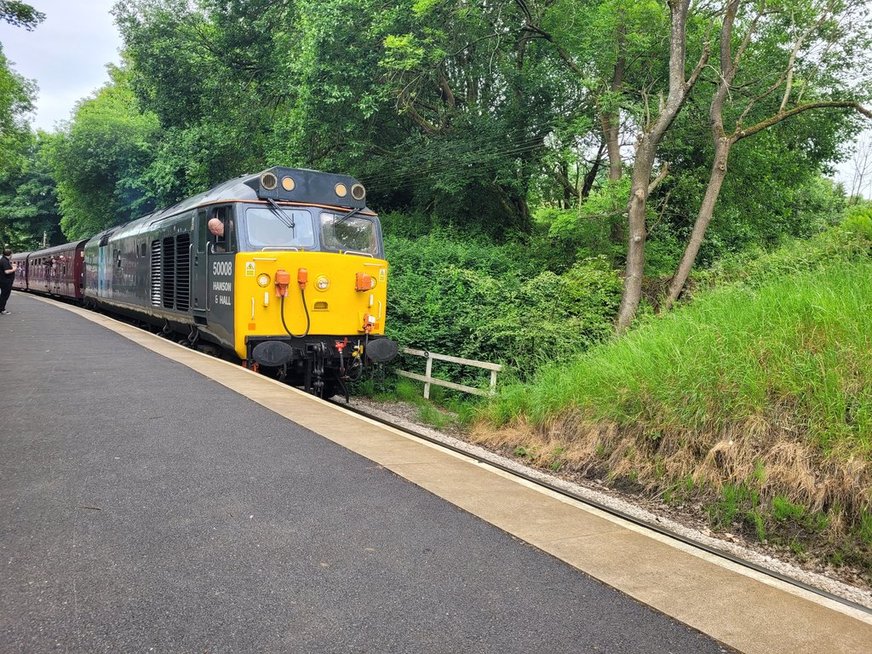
left=0, top=132, right=61, bottom=249
left=0, top=44, right=35, bottom=171
left=709, top=484, right=764, bottom=540
left=46, top=64, right=160, bottom=239
left=843, top=203, right=872, bottom=240
left=0, top=1, right=44, bottom=30
left=541, top=178, right=629, bottom=267
left=384, top=227, right=622, bottom=379
left=771, top=496, right=806, bottom=523
left=487, top=223, right=872, bottom=457
left=695, top=210, right=872, bottom=291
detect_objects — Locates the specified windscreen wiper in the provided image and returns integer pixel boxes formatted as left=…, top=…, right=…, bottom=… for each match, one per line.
left=266, top=197, right=295, bottom=229
left=335, top=207, right=363, bottom=224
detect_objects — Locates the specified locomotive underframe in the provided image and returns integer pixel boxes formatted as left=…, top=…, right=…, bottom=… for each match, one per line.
left=244, top=334, right=390, bottom=400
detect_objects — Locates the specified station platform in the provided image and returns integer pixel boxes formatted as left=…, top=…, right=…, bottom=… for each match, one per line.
left=2, top=292, right=870, bottom=653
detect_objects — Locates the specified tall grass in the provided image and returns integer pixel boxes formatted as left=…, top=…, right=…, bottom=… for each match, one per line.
left=491, top=261, right=871, bottom=457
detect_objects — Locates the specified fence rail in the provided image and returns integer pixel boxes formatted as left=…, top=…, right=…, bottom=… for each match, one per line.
left=395, top=347, right=502, bottom=399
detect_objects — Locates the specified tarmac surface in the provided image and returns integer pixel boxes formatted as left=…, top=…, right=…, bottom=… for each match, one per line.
left=2, top=291, right=871, bottom=653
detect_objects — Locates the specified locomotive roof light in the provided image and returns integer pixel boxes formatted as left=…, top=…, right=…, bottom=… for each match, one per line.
left=245, top=167, right=367, bottom=209
left=260, top=171, right=278, bottom=190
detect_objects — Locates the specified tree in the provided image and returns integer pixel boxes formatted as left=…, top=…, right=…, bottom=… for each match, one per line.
left=663, top=0, right=872, bottom=309
left=114, top=0, right=278, bottom=200
left=848, top=136, right=872, bottom=201
left=47, top=63, right=160, bottom=239
left=613, top=0, right=708, bottom=330
left=0, top=1, right=44, bottom=30
left=0, top=44, right=36, bottom=171
left=0, top=131, right=61, bottom=250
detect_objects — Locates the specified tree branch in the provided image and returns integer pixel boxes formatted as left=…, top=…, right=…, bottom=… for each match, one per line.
left=648, top=162, right=670, bottom=194
left=735, top=101, right=872, bottom=141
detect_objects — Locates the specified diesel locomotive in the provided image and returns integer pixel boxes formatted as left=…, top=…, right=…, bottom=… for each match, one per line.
left=12, top=167, right=398, bottom=397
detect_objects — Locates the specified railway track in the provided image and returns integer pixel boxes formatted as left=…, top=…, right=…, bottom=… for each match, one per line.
left=336, top=397, right=872, bottom=616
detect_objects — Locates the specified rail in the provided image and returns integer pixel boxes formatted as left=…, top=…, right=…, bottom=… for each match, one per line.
left=395, top=347, right=502, bottom=399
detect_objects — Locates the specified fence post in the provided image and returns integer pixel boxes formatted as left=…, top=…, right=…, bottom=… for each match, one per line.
left=489, top=369, right=498, bottom=395
left=424, top=352, right=433, bottom=399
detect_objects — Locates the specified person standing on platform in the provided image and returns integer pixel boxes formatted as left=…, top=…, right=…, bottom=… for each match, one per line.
left=0, top=248, right=17, bottom=315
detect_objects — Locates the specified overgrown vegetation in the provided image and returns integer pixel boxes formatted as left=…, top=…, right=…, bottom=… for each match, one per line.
left=472, top=219, right=871, bottom=576
left=382, top=218, right=623, bottom=379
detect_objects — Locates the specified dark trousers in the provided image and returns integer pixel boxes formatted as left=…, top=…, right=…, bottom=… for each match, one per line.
left=0, top=283, right=12, bottom=311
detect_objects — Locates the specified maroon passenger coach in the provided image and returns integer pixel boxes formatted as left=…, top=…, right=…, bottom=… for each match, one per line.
left=12, top=240, right=88, bottom=300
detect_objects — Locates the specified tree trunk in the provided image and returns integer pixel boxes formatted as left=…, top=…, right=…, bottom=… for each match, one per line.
left=580, top=145, right=604, bottom=200
left=615, top=0, right=706, bottom=332
left=615, top=137, right=657, bottom=330
left=664, top=136, right=733, bottom=308
left=602, top=111, right=622, bottom=182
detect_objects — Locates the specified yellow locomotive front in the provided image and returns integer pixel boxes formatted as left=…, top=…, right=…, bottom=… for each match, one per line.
left=206, top=168, right=397, bottom=397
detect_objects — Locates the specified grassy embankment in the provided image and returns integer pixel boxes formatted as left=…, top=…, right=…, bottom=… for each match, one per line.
left=475, top=217, right=872, bottom=575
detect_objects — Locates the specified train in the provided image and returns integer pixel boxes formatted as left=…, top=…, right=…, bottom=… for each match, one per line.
left=11, top=166, right=398, bottom=398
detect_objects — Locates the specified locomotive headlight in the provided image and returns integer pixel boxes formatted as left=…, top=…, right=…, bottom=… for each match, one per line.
left=257, top=273, right=271, bottom=287
left=315, top=275, right=330, bottom=291
left=260, top=171, right=278, bottom=190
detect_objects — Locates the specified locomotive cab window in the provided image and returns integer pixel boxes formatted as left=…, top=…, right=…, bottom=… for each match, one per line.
left=207, top=206, right=236, bottom=254
left=319, top=211, right=378, bottom=256
left=243, top=206, right=315, bottom=250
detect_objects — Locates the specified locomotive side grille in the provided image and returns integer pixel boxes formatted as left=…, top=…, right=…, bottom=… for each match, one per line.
left=162, top=237, right=175, bottom=308
left=150, top=240, right=161, bottom=306
left=175, top=234, right=191, bottom=312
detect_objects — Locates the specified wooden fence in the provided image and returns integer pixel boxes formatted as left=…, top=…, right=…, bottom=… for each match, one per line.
left=395, top=347, right=502, bottom=399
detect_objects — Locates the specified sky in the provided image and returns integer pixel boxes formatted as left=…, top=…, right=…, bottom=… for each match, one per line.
left=0, top=0, right=122, bottom=131
left=0, top=1, right=867, bottom=196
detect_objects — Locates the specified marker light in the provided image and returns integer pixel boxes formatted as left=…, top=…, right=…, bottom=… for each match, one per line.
left=355, top=273, right=376, bottom=291
left=281, top=176, right=295, bottom=191
left=316, top=275, right=330, bottom=291
left=334, top=183, right=348, bottom=198
left=261, top=171, right=278, bottom=190
left=257, top=273, right=271, bottom=287
left=351, top=183, right=366, bottom=200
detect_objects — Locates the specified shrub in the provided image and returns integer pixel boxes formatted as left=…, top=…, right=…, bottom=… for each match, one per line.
left=384, top=228, right=621, bottom=381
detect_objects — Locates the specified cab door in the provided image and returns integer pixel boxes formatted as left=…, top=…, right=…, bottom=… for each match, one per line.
left=204, top=205, right=236, bottom=346
left=193, top=208, right=210, bottom=317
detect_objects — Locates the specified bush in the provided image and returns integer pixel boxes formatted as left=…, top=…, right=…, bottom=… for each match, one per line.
left=384, top=227, right=621, bottom=381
